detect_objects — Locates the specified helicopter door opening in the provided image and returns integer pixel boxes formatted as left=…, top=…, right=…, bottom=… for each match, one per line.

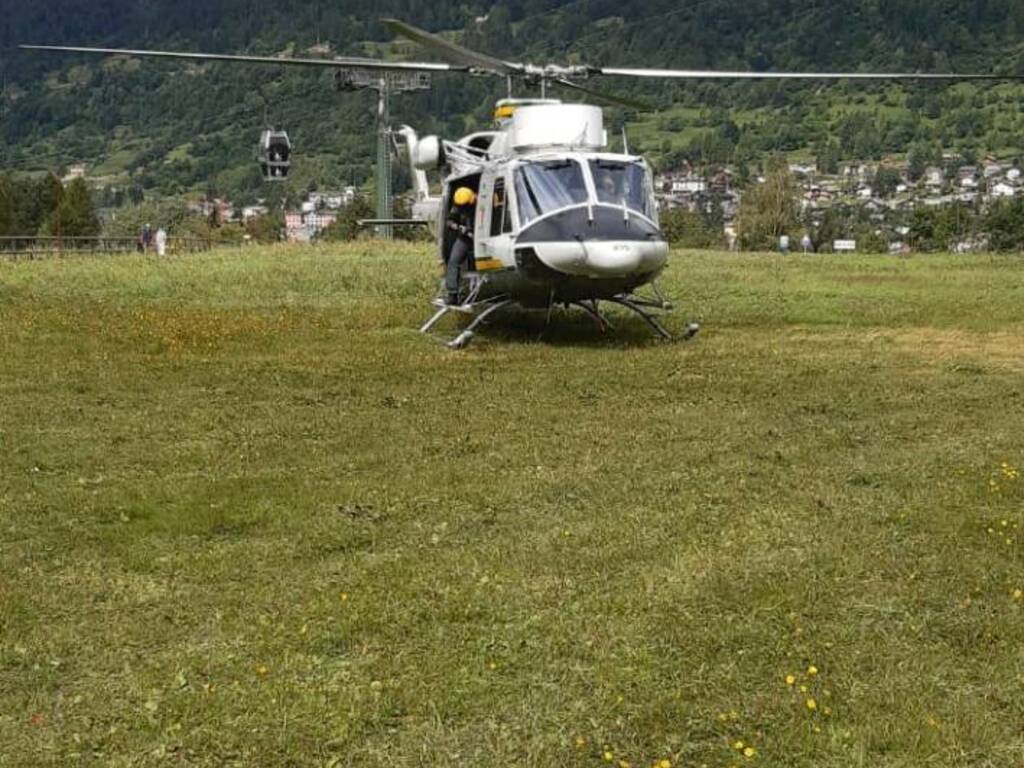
left=441, top=173, right=481, bottom=266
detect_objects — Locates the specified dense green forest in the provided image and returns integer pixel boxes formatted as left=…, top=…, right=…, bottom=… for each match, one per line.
left=2, top=0, right=1023, bottom=202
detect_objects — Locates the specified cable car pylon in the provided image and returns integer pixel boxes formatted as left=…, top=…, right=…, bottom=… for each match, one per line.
left=335, top=68, right=430, bottom=239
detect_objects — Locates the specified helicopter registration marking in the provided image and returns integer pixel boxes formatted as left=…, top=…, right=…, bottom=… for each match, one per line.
left=474, top=258, right=506, bottom=271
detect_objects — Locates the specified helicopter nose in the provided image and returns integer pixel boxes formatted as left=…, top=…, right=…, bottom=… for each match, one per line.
left=579, top=240, right=654, bottom=275
left=529, top=238, right=668, bottom=278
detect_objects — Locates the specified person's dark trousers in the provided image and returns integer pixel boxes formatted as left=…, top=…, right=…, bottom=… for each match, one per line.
left=445, top=237, right=471, bottom=304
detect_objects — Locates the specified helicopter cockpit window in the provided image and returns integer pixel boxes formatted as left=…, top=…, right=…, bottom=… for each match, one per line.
left=589, top=160, right=653, bottom=218
left=514, top=160, right=589, bottom=224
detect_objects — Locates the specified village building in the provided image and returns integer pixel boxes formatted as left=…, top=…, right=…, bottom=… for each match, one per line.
left=285, top=211, right=338, bottom=243
left=991, top=181, right=1017, bottom=198
left=242, top=205, right=269, bottom=221
left=62, top=164, right=87, bottom=182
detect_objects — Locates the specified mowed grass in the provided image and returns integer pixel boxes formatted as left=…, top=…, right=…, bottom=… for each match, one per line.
left=2, top=245, right=1024, bottom=767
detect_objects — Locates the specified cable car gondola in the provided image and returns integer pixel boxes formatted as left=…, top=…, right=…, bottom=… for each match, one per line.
left=257, top=129, right=291, bottom=181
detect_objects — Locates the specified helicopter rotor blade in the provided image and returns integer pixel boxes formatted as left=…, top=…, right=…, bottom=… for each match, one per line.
left=19, top=44, right=462, bottom=73
left=597, top=66, right=1024, bottom=81
left=551, top=78, right=652, bottom=111
left=380, top=18, right=523, bottom=76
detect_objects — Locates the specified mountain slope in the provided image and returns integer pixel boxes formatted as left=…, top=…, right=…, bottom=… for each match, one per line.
left=2, top=1, right=1023, bottom=200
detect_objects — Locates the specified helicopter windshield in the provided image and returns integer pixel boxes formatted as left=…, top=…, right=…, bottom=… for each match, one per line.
left=589, top=159, right=654, bottom=218
left=514, top=160, right=589, bottom=223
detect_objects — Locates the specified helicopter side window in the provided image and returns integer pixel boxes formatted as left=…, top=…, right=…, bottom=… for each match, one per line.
left=514, top=160, right=588, bottom=224
left=589, top=160, right=653, bottom=218
left=490, top=178, right=513, bottom=236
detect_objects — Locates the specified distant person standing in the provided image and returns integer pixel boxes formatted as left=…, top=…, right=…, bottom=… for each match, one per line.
left=140, top=224, right=154, bottom=253
left=801, top=233, right=813, bottom=253
left=726, top=228, right=738, bottom=252
left=155, top=227, right=168, bottom=257
left=778, top=234, right=790, bottom=254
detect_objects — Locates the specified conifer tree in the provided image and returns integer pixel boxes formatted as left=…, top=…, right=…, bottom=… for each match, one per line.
left=0, top=177, right=13, bottom=237
left=34, top=173, right=64, bottom=235
left=40, top=178, right=100, bottom=237
left=58, top=178, right=101, bottom=237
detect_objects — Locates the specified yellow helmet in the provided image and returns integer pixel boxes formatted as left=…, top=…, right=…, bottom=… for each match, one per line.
left=453, top=187, right=476, bottom=206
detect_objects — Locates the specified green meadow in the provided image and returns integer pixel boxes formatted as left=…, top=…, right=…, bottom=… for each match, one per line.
left=2, top=245, right=1023, bottom=767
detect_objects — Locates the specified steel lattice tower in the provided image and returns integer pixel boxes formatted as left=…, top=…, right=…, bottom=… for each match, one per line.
left=336, top=69, right=430, bottom=239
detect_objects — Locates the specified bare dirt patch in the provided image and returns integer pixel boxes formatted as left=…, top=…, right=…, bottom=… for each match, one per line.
left=877, top=327, right=1024, bottom=371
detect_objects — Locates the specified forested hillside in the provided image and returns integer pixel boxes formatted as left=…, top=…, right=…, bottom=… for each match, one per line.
left=2, top=1, right=1023, bottom=201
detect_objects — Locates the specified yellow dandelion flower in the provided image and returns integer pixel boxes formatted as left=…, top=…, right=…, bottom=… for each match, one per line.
left=255, top=664, right=269, bottom=677
left=658, top=760, right=672, bottom=768
left=743, top=746, right=756, bottom=758
left=603, top=751, right=614, bottom=762
left=1002, top=520, right=1009, bottom=528
left=732, top=740, right=745, bottom=751
left=806, top=698, right=818, bottom=711
left=1013, top=589, right=1023, bottom=601
left=823, top=706, right=833, bottom=716
left=619, top=762, right=631, bottom=768
left=574, top=736, right=586, bottom=749
left=807, top=665, right=818, bottom=676
left=799, top=684, right=808, bottom=693
left=340, top=592, right=349, bottom=602
left=487, top=661, right=497, bottom=670
left=718, top=712, right=729, bottom=722
left=785, top=674, right=796, bottom=686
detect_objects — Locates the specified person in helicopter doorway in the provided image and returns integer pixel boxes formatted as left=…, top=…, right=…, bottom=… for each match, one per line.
left=444, top=187, right=477, bottom=305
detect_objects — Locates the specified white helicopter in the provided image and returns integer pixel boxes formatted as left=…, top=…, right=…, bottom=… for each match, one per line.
left=22, top=21, right=1022, bottom=347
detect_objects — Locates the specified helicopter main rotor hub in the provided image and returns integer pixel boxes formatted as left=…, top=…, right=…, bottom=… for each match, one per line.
left=521, top=64, right=592, bottom=83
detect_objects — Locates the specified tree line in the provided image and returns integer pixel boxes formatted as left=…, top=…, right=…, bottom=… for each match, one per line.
left=0, top=174, right=100, bottom=238
left=3, top=0, right=1023, bottom=201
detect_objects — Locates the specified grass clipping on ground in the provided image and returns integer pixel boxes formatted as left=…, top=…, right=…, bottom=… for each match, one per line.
left=1, top=244, right=1023, bottom=767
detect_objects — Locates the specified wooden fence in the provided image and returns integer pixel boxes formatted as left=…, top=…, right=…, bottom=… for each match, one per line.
left=0, top=236, right=214, bottom=260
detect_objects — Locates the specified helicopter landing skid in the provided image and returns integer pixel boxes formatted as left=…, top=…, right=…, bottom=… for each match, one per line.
left=420, top=290, right=514, bottom=350
left=607, top=292, right=701, bottom=341
left=443, top=298, right=515, bottom=349
left=570, top=300, right=614, bottom=332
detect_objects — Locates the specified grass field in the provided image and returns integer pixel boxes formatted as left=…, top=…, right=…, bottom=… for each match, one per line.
left=2, top=245, right=1024, bottom=767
